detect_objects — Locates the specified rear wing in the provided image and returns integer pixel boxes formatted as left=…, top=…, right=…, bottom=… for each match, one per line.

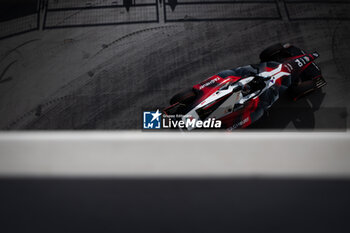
left=312, top=52, right=319, bottom=59
left=284, top=52, right=320, bottom=73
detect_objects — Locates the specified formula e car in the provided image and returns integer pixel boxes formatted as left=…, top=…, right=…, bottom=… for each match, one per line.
left=163, top=43, right=326, bottom=130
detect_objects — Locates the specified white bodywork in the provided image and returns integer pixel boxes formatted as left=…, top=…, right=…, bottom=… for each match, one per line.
left=182, top=64, right=290, bottom=131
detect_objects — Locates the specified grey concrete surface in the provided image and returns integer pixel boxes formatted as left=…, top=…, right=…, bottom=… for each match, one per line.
left=0, top=0, right=349, bottom=130
left=1, top=132, right=350, bottom=177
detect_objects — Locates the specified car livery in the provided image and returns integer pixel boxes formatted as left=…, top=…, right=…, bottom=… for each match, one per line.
left=163, top=43, right=326, bottom=130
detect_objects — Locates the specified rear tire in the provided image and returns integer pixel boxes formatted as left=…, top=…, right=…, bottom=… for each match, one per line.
left=290, top=81, right=315, bottom=100
left=170, top=88, right=196, bottom=105
left=260, top=43, right=285, bottom=62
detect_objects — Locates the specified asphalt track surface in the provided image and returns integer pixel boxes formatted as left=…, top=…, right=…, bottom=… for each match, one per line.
left=0, top=0, right=349, bottom=130
left=1, top=178, right=350, bottom=233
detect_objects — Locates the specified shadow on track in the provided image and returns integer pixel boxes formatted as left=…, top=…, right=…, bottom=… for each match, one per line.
left=250, top=89, right=347, bottom=130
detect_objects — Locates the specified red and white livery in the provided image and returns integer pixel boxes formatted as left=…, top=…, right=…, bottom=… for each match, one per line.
left=163, top=43, right=326, bottom=130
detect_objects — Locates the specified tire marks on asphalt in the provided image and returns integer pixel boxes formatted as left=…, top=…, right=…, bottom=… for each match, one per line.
left=93, top=25, right=180, bottom=57
left=0, top=60, right=16, bottom=84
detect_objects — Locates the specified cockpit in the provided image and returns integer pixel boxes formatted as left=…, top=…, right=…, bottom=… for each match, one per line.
left=217, top=65, right=258, bottom=79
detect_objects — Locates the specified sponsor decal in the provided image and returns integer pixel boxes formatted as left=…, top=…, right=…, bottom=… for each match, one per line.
left=199, top=77, right=220, bottom=90
left=227, top=117, right=249, bottom=130
left=284, top=63, right=293, bottom=72
left=295, top=56, right=311, bottom=68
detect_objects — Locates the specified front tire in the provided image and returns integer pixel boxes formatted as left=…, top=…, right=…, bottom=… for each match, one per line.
left=260, top=43, right=286, bottom=62
left=290, top=81, right=316, bottom=100
left=170, top=88, right=196, bottom=105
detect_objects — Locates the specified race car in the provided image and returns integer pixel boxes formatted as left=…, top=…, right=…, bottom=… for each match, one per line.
left=163, top=43, right=327, bottom=130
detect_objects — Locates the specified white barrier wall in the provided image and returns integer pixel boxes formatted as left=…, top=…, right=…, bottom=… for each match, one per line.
left=0, top=132, right=349, bottom=178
